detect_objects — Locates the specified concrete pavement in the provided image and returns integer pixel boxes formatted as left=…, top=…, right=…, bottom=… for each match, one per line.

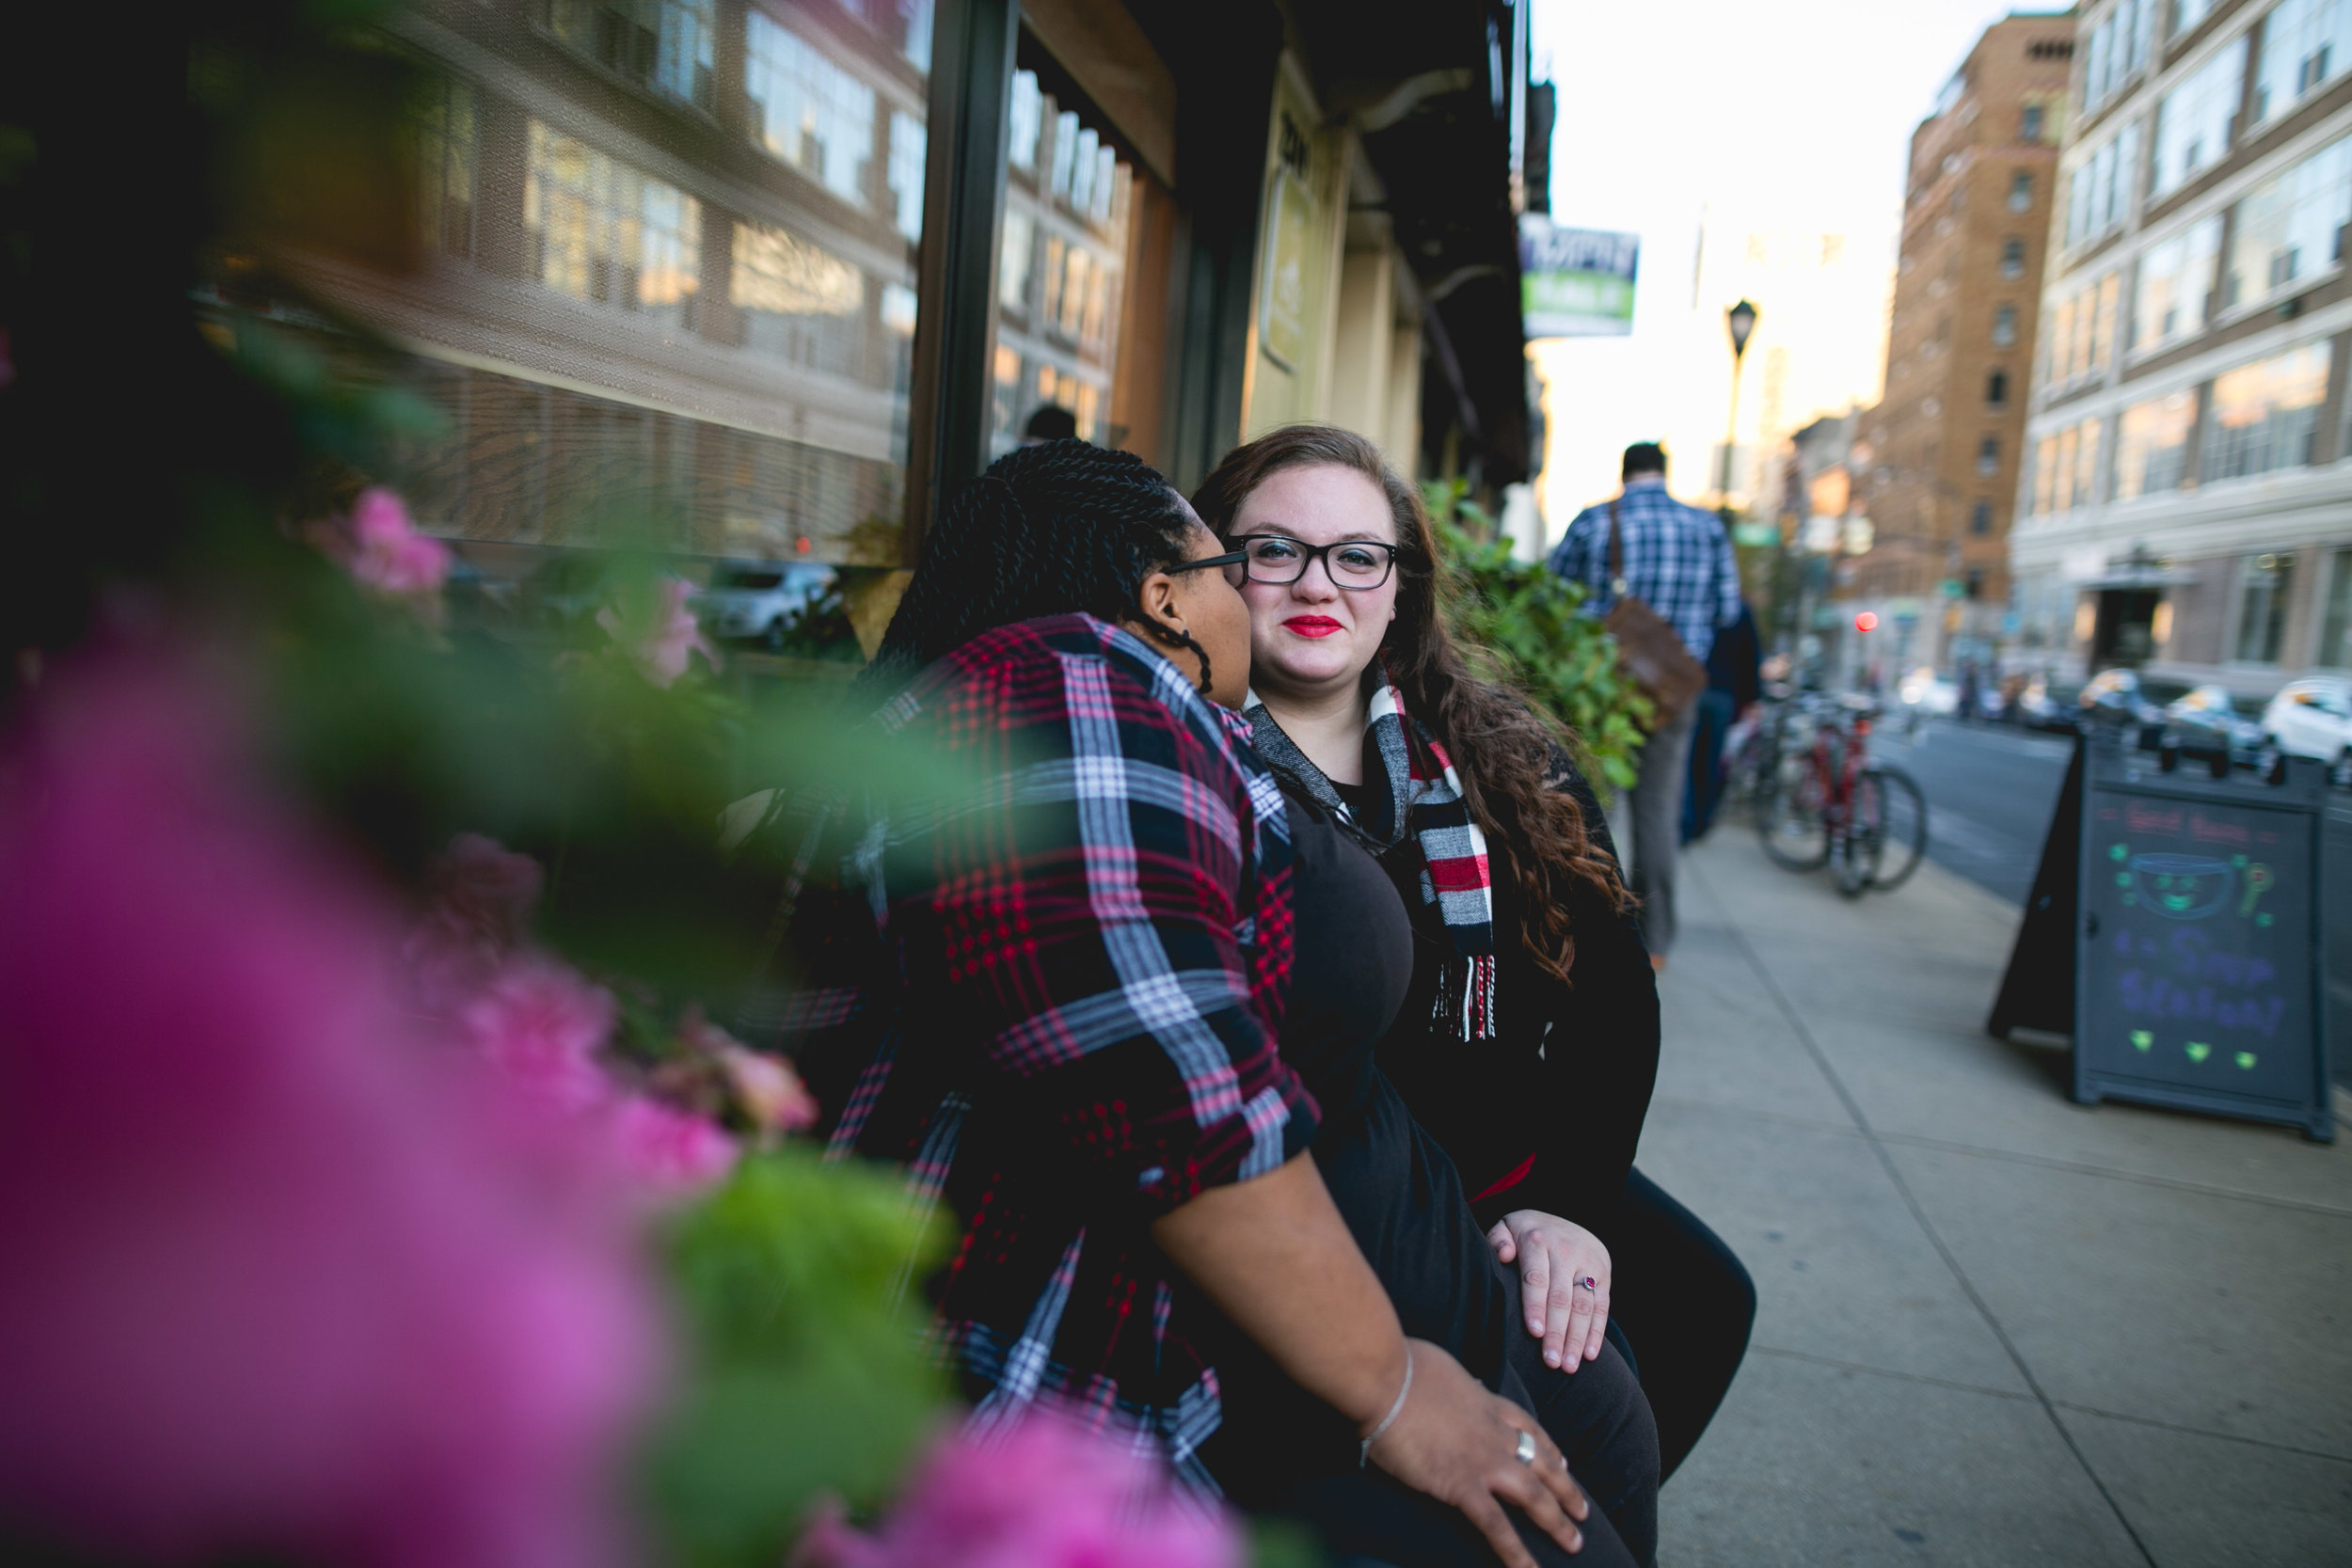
left=1643, top=825, right=2352, bottom=1567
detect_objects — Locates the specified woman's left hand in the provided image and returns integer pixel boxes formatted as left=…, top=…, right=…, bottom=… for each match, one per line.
left=1486, top=1210, right=1612, bottom=1372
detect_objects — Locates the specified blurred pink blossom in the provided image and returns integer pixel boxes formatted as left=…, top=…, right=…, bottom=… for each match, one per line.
left=459, top=956, right=618, bottom=1114
left=0, top=650, right=662, bottom=1568
left=799, top=1407, right=1240, bottom=1568
left=347, top=487, right=452, bottom=596
left=404, top=832, right=546, bottom=1015
left=600, top=575, right=720, bottom=688
left=678, top=1006, right=819, bottom=1134
left=612, top=1095, right=739, bottom=1192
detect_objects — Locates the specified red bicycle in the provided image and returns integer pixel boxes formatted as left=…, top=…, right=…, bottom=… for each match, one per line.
left=1756, top=693, right=1929, bottom=895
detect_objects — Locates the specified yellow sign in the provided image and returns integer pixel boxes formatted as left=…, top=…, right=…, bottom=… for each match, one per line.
left=1259, top=166, right=1314, bottom=372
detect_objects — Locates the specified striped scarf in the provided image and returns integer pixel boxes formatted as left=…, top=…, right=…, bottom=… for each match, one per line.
left=1244, top=676, right=1499, bottom=1041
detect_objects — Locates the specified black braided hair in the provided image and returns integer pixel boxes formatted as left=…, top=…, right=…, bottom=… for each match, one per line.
left=863, top=439, right=1215, bottom=693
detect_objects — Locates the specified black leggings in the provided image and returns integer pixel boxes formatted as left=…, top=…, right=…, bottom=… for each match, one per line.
left=1606, top=1168, right=1756, bottom=1482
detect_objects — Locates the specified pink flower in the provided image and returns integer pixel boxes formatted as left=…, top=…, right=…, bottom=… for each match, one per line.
left=677, top=1006, right=819, bottom=1134
left=460, top=957, right=617, bottom=1113
left=0, top=650, right=662, bottom=1568
left=347, top=487, right=452, bottom=596
left=799, top=1406, right=1240, bottom=1568
left=612, top=1095, right=739, bottom=1192
left=599, top=575, right=720, bottom=688
left=404, top=833, right=546, bottom=1016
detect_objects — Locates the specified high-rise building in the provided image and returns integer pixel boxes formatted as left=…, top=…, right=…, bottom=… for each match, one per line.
left=1845, top=11, right=2077, bottom=677
left=2011, top=0, right=2352, bottom=690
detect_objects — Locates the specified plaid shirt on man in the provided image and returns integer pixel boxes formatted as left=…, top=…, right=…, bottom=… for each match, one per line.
left=774, top=613, right=1315, bottom=1493
left=1549, top=476, right=1742, bottom=662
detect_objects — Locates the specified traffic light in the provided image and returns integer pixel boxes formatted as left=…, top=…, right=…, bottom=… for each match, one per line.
left=1855, top=610, right=1880, bottom=632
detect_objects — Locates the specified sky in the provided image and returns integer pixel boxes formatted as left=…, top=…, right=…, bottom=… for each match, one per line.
left=1524, top=0, right=2064, bottom=538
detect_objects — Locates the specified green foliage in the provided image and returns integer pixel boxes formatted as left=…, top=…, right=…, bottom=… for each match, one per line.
left=643, top=1148, right=954, bottom=1568
left=1422, top=481, right=1652, bottom=795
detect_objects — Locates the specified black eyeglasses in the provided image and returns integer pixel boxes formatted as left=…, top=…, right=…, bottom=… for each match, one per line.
left=1225, top=534, right=1401, bottom=590
left=1167, top=547, right=1252, bottom=578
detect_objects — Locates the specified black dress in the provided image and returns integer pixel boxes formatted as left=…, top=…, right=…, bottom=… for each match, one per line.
left=1195, top=789, right=1657, bottom=1568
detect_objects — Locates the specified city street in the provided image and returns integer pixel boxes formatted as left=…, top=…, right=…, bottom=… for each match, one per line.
left=1871, top=719, right=2074, bottom=908
left=1645, top=827, right=2352, bottom=1567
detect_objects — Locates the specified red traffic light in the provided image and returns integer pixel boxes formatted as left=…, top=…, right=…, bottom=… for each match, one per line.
left=1854, top=610, right=1880, bottom=632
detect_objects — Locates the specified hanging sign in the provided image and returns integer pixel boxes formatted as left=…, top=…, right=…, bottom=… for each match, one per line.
left=1519, top=217, right=1640, bottom=338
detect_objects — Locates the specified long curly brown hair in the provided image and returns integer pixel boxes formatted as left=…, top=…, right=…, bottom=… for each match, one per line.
left=1192, top=425, right=1629, bottom=985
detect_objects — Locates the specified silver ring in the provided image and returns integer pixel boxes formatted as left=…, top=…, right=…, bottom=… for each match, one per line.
left=1575, top=1275, right=1597, bottom=1291
left=1514, top=1430, right=1537, bottom=1465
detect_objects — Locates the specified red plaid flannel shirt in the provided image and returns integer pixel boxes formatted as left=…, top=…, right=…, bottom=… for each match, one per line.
left=781, top=614, right=1315, bottom=1489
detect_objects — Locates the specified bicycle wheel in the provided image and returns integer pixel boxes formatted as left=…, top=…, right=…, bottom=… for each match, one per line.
left=1856, top=765, right=1929, bottom=892
left=1756, top=752, right=1830, bottom=870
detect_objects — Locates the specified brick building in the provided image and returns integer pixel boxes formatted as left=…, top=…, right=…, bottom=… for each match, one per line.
left=2010, top=0, right=2352, bottom=695
left=1847, top=11, right=2077, bottom=676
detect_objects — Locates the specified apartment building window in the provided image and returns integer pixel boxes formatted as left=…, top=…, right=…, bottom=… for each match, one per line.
left=1987, top=369, right=2010, bottom=406
left=2150, top=35, right=2248, bottom=198
left=2113, top=388, right=2198, bottom=498
left=411, top=75, right=479, bottom=261
left=731, top=221, right=865, bottom=374
left=2001, top=236, right=2026, bottom=277
left=2174, top=0, right=2220, bottom=34
left=2010, top=172, right=2034, bottom=212
left=2253, top=0, right=2352, bottom=125
left=2203, top=342, right=2331, bottom=480
left=2319, top=548, right=2352, bottom=666
left=1993, top=304, right=2018, bottom=346
left=998, top=209, right=1035, bottom=310
left=544, top=0, right=717, bottom=111
left=2129, top=214, right=2221, bottom=350
left=887, top=111, right=926, bottom=241
left=1971, top=499, right=1994, bottom=534
left=2023, top=103, right=2046, bottom=142
left=745, top=13, right=878, bottom=205
left=2083, top=0, right=2153, bottom=113
left=1978, top=435, right=2003, bottom=474
left=2223, top=134, right=2352, bottom=307
left=2065, top=122, right=2143, bottom=247
left=2233, top=552, right=2297, bottom=661
left=2033, top=419, right=2103, bottom=511
left=523, top=120, right=701, bottom=328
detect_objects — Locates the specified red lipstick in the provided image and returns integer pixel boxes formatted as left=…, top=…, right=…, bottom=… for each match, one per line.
left=1282, top=615, right=1343, bottom=639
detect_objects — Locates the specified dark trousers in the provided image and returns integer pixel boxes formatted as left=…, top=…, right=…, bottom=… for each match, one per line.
left=1607, top=1168, right=1756, bottom=1481
left=1681, top=689, right=1738, bottom=844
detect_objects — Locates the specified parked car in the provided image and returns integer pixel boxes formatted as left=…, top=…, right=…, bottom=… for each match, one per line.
left=2260, top=677, right=2352, bottom=785
left=700, top=562, right=839, bottom=651
left=2077, top=668, right=2173, bottom=748
left=1898, top=666, right=1959, bottom=717
left=2161, top=684, right=2265, bottom=772
left=2011, top=675, right=2083, bottom=732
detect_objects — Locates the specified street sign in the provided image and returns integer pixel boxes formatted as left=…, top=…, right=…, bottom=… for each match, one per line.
left=1989, top=733, right=2335, bottom=1140
left=1518, top=218, right=1639, bottom=338
left=1938, top=578, right=1965, bottom=600
left=1731, top=521, right=1778, bottom=546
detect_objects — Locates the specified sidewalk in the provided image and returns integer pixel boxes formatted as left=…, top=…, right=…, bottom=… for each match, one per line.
left=1643, top=828, right=2352, bottom=1567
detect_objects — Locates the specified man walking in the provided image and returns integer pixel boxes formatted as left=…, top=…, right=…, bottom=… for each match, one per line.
left=1549, top=442, right=1740, bottom=971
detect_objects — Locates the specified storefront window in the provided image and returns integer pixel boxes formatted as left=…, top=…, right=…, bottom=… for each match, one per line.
left=989, top=67, right=1137, bottom=456
left=2233, top=551, right=2296, bottom=662
left=2318, top=548, right=2352, bottom=666
left=2202, top=342, right=2330, bottom=481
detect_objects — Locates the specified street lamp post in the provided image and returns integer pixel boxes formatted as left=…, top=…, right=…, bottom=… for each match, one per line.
left=1719, top=299, right=1758, bottom=525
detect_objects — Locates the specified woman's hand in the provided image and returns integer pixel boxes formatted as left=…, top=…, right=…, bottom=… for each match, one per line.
left=1486, top=1210, right=1612, bottom=1371
left=1365, top=1338, right=1590, bottom=1568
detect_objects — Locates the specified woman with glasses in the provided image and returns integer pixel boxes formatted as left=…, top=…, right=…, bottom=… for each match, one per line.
left=777, top=440, right=1649, bottom=1568
left=1193, top=426, right=1755, bottom=1489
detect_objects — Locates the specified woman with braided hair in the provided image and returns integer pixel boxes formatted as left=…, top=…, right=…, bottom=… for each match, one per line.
left=782, top=439, right=1654, bottom=1568
left=1191, top=425, right=1755, bottom=1490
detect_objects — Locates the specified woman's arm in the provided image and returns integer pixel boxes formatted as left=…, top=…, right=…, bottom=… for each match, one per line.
left=1153, top=1153, right=1591, bottom=1568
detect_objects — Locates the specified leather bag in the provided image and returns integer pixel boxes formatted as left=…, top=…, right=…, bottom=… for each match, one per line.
left=1600, top=499, right=1709, bottom=733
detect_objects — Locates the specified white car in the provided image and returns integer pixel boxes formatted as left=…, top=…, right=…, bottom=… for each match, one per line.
left=2260, top=677, right=2352, bottom=784
left=700, top=562, right=837, bottom=651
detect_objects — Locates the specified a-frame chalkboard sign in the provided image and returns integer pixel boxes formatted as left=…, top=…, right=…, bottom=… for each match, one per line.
left=1989, top=731, right=2335, bottom=1142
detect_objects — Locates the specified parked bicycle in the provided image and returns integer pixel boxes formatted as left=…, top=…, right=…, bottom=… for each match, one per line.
left=1756, top=692, right=1929, bottom=895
